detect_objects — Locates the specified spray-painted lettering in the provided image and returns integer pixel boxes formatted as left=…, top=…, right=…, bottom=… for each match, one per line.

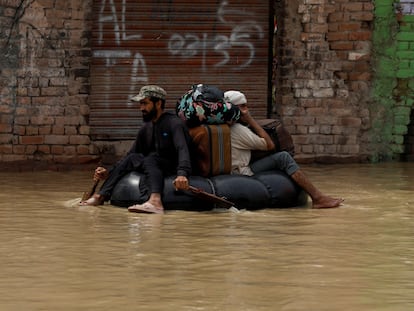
left=168, top=1, right=264, bottom=70
left=94, top=0, right=264, bottom=99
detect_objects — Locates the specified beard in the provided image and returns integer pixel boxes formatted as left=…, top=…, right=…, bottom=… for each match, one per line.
left=142, top=105, right=157, bottom=122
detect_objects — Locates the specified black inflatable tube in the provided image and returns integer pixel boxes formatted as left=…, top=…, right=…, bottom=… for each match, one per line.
left=110, top=170, right=308, bottom=211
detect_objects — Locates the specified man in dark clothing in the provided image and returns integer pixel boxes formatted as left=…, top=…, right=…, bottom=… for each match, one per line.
left=80, top=85, right=192, bottom=214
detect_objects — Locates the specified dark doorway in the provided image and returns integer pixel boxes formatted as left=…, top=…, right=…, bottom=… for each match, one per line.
left=402, top=108, right=414, bottom=161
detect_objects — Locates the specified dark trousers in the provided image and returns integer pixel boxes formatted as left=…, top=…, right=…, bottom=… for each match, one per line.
left=98, top=152, right=175, bottom=200
left=141, top=152, right=175, bottom=194
left=250, top=151, right=299, bottom=176
left=98, top=153, right=144, bottom=199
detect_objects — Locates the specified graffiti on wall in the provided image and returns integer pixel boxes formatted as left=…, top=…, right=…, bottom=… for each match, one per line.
left=168, top=1, right=264, bottom=69
left=93, top=0, right=264, bottom=102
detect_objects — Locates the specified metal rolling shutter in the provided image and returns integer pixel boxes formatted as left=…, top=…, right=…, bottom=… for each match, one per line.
left=90, top=0, right=271, bottom=139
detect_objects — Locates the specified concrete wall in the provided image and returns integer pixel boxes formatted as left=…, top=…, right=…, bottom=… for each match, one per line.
left=0, top=0, right=413, bottom=170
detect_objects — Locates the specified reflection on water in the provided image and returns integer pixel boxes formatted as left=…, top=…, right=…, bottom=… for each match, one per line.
left=0, top=163, right=413, bottom=310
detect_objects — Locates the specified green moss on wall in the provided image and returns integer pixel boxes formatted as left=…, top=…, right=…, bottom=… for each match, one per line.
left=371, top=0, right=414, bottom=162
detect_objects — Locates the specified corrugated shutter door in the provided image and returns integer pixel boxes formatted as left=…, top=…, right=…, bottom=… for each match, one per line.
left=90, top=0, right=271, bottom=139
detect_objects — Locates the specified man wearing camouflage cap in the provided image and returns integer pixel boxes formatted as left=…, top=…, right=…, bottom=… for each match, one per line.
left=80, top=85, right=192, bottom=214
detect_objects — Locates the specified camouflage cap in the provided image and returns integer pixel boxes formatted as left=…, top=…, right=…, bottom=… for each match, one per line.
left=131, top=85, right=167, bottom=102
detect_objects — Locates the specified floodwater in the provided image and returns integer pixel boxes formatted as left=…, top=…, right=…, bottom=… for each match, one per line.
left=1, top=162, right=413, bottom=311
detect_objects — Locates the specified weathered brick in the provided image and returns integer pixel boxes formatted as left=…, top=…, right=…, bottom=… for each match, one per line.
left=338, top=22, right=362, bottom=32
left=26, top=126, right=39, bottom=135
left=0, top=123, right=12, bottom=133
left=327, top=32, right=349, bottom=41
left=330, top=41, right=354, bottom=50
left=304, top=0, right=324, bottom=4
left=38, top=145, right=51, bottom=154
left=69, top=135, right=90, bottom=145
left=324, top=144, right=337, bottom=153
left=348, top=72, right=371, bottom=81
left=20, top=136, right=44, bottom=145
left=338, top=145, right=360, bottom=154
left=301, top=145, right=314, bottom=153
left=65, top=126, right=78, bottom=135
left=320, top=125, right=332, bottom=135
left=44, top=135, right=69, bottom=144
left=349, top=31, right=371, bottom=41
left=339, top=117, right=362, bottom=127
left=317, top=115, right=339, bottom=125
left=77, top=145, right=90, bottom=154
left=63, top=146, right=77, bottom=155
left=350, top=12, right=374, bottom=22
left=301, top=32, right=324, bottom=42
left=296, top=126, right=309, bottom=134
left=299, top=98, right=323, bottom=107
left=52, top=125, right=65, bottom=135
left=51, top=145, right=64, bottom=154
left=0, top=144, right=13, bottom=154
left=341, top=3, right=363, bottom=12
left=79, top=125, right=90, bottom=135
left=41, top=87, right=67, bottom=96
left=13, top=126, right=26, bottom=136
left=295, top=116, right=316, bottom=126
left=31, top=116, right=55, bottom=125
left=328, top=12, right=348, bottom=23
left=304, top=23, right=329, bottom=33
left=39, top=126, right=52, bottom=135
left=294, top=135, right=311, bottom=145
left=14, top=116, right=29, bottom=125
left=309, top=125, right=320, bottom=134
left=307, top=107, right=326, bottom=116
left=313, top=88, right=335, bottom=97
left=24, top=144, right=36, bottom=155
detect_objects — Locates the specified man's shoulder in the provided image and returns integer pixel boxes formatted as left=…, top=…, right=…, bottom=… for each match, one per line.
left=162, top=111, right=179, bottom=119
left=162, top=111, right=186, bottom=126
left=231, top=123, right=263, bottom=141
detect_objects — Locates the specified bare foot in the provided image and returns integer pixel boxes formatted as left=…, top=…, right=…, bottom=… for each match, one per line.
left=312, top=196, right=344, bottom=209
left=79, top=194, right=104, bottom=206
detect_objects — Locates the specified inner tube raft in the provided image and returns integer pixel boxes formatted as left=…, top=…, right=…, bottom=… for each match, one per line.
left=110, top=170, right=308, bottom=211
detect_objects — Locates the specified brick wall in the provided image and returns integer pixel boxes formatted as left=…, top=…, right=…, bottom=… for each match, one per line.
left=0, top=0, right=96, bottom=170
left=0, top=0, right=413, bottom=170
left=274, top=0, right=374, bottom=163
left=273, top=0, right=414, bottom=163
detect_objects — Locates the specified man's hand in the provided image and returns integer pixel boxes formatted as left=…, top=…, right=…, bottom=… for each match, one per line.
left=94, top=166, right=108, bottom=181
left=238, top=104, right=252, bottom=124
left=237, top=104, right=275, bottom=151
left=173, top=175, right=189, bottom=191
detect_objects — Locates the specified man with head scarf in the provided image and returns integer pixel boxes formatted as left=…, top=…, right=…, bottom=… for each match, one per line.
left=224, top=90, right=344, bottom=209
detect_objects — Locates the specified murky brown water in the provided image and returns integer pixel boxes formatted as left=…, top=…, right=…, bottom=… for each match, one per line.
left=1, top=162, right=414, bottom=310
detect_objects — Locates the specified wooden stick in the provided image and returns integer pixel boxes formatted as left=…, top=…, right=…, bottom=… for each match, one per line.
left=81, top=179, right=100, bottom=202
left=188, top=185, right=235, bottom=209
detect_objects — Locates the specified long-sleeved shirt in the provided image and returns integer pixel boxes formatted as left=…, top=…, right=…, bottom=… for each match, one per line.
left=129, top=111, right=192, bottom=177
left=230, top=123, right=267, bottom=176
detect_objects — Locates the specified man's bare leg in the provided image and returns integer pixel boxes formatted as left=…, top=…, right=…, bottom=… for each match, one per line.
left=291, top=170, right=344, bottom=208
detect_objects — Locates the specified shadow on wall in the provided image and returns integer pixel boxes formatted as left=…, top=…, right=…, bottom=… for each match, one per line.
left=402, top=108, right=414, bottom=161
